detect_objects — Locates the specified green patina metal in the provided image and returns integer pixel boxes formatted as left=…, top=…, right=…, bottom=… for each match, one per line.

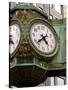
left=51, top=19, right=66, bottom=63
left=10, top=4, right=66, bottom=87
left=11, top=4, right=48, bottom=19
left=10, top=4, right=66, bottom=71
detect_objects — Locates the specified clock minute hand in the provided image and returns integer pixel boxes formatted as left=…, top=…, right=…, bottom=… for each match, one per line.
left=44, top=39, right=48, bottom=45
left=42, top=34, right=48, bottom=45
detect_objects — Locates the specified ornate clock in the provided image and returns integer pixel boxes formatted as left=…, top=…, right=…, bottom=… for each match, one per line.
left=28, top=19, right=59, bottom=58
left=9, top=20, right=22, bottom=58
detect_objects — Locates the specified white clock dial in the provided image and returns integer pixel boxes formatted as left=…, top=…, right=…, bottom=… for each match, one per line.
left=30, top=23, right=56, bottom=54
left=9, top=23, right=21, bottom=56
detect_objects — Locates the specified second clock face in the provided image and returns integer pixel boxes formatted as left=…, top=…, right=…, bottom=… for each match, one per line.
left=9, top=22, right=21, bottom=57
left=30, top=23, right=56, bottom=54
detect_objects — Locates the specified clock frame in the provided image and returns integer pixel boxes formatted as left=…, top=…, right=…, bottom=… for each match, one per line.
left=28, top=19, right=59, bottom=58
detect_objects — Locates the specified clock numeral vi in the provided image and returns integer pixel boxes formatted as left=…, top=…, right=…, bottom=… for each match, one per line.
left=42, top=47, right=45, bottom=51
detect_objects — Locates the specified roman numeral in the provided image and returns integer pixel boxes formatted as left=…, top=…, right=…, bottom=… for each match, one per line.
left=42, top=47, right=45, bottom=50
left=34, top=28, right=37, bottom=32
left=32, top=33, right=35, bottom=36
left=37, top=26, right=40, bottom=30
left=41, top=26, right=45, bottom=30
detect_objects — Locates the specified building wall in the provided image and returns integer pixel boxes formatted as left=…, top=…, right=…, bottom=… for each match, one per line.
left=10, top=2, right=65, bottom=19
left=35, top=4, right=63, bottom=19
left=9, top=2, right=16, bottom=9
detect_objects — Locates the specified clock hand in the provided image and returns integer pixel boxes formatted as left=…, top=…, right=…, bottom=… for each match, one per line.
left=9, top=35, right=14, bottom=44
left=38, top=38, right=43, bottom=42
left=37, top=34, right=48, bottom=45
left=37, top=34, right=43, bottom=42
left=41, top=34, right=49, bottom=45
left=44, top=39, right=48, bottom=45
left=44, top=34, right=49, bottom=45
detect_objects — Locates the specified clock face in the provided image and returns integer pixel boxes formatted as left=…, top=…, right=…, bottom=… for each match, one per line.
left=29, top=20, right=58, bottom=57
left=9, top=22, right=21, bottom=57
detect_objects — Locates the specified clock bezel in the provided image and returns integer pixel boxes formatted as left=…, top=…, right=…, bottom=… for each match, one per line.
left=9, top=20, right=22, bottom=58
left=28, top=19, right=59, bottom=58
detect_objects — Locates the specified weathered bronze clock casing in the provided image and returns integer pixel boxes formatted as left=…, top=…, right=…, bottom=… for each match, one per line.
left=9, top=4, right=66, bottom=87
left=10, top=7, right=49, bottom=59
left=10, top=10, right=59, bottom=60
